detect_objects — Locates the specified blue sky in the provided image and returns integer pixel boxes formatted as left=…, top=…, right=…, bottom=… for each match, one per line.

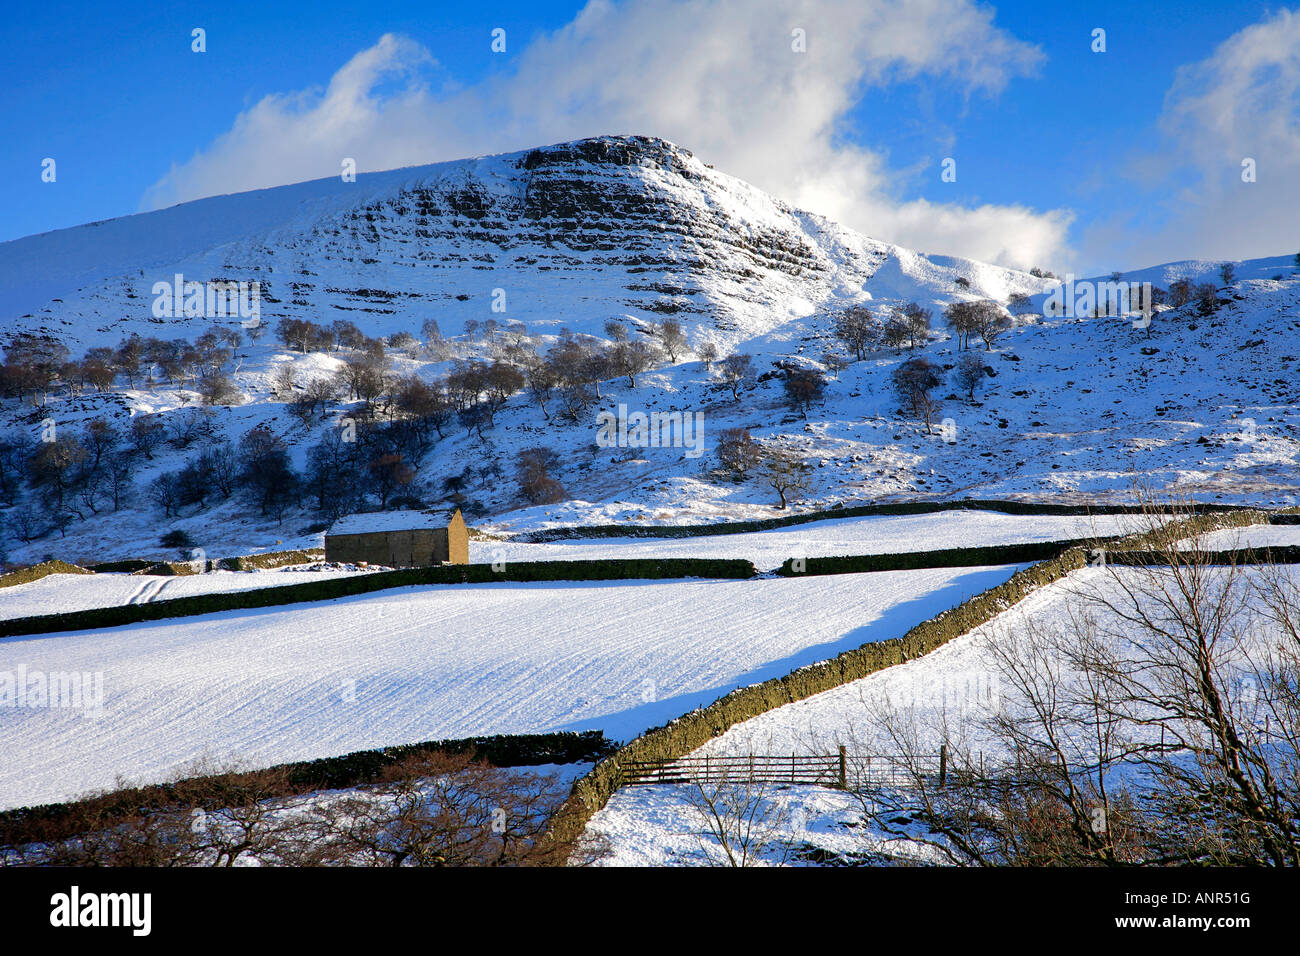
left=3, top=0, right=1298, bottom=274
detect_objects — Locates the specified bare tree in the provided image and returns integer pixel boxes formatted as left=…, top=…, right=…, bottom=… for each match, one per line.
left=954, top=353, right=987, bottom=403
left=715, top=427, right=760, bottom=480
left=130, top=415, right=166, bottom=459
left=820, top=351, right=849, bottom=380
left=943, top=301, right=977, bottom=351
left=305, top=752, right=583, bottom=866
left=833, top=305, right=876, bottom=361
left=271, top=363, right=297, bottom=398
left=882, top=312, right=911, bottom=351
left=901, top=302, right=932, bottom=348
left=198, top=373, right=242, bottom=406
left=515, top=446, right=566, bottom=505
left=783, top=368, right=826, bottom=420
left=892, top=357, right=943, bottom=433
left=849, top=499, right=1300, bottom=866
left=969, top=300, right=1012, bottom=350
left=654, top=320, right=689, bottom=362
left=610, top=339, right=660, bottom=388
left=1195, top=282, right=1219, bottom=316
left=524, top=359, right=558, bottom=421
left=1169, top=278, right=1194, bottom=308
left=13, top=754, right=598, bottom=868
left=756, top=445, right=809, bottom=509
left=718, top=353, right=753, bottom=401
left=336, top=353, right=388, bottom=407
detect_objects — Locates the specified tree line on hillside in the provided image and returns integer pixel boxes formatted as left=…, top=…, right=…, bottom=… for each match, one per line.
left=0, top=313, right=762, bottom=553
left=0, top=329, right=247, bottom=406
left=0, top=260, right=1257, bottom=551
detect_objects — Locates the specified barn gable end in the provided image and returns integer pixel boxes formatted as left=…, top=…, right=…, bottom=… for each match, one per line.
left=445, top=509, right=469, bottom=564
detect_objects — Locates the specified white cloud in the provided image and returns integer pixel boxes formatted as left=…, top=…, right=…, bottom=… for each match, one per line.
left=143, top=0, right=1071, bottom=269
left=142, top=34, right=445, bottom=206
left=1082, top=8, right=1300, bottom=270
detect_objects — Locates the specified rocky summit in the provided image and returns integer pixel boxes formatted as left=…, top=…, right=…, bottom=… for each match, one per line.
left=0, top=134, right=1040, bottom=351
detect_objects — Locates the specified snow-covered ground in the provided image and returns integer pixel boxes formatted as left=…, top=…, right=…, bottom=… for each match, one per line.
left=685, top=564, right=1289, bottom=758
left=586, top=564, right=1297, bottom=865
left=1179, top=522, right=1300, bottom=551
left=0, top=564, right=1022, bottom=809
left=0, top=510, right=1129, bottom=622
left=588, top=782, right=885, bottom=867
left=0, top=566, right=379, bottom=622
left=470, top=510, right=1133, bottom=571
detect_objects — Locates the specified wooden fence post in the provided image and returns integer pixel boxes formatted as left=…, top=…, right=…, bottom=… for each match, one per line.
left=838, top=746, right=847, bottom=790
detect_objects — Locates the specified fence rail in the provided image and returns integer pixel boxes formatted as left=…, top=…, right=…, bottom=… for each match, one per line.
left=621, top=748, right=961, bottom=790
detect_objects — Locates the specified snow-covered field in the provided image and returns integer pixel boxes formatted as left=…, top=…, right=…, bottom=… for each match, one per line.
left=668, top=564, right=1289, bottom=758
left=586, top=564, right=1297, bottom=865
left=0, top=567, right=379, bottom=621
left=471, top=510, right=1134, bottom=571
left=0, top=509, right=1129, bottom=623
left=1180, top=522, right=1300, bottom=551
left=0, top=564, right=1022, bottom=810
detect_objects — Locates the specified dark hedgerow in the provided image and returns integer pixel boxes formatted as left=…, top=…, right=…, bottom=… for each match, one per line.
left=84, top=559, right=156, bottom=573
left=775, top=539, right=1095, bottom=575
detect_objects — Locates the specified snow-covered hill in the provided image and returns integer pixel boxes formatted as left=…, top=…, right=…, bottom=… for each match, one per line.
left=0, top=135, right=1297, bottom=566
left=0, top=135, right=1045, bottom=350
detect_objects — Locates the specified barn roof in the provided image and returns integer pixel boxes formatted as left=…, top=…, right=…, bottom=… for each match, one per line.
left=327, top=509, right=459, bottom=536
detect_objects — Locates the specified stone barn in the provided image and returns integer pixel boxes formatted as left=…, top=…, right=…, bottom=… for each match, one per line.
left=324, top=509, right=469, bottom=567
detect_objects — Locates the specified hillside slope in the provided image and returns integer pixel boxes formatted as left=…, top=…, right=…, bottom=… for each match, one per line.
left=0, top=136, right=1296, bottom=565
left=0, top=135, right=1046, bottom=350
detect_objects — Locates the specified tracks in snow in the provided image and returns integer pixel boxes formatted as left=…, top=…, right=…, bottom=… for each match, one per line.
left=126, top=579, right=171, bottom=605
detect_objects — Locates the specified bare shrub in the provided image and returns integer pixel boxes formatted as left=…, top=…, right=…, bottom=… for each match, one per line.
left=685, top=778, right=792, bottom=867
left=718, top=353, right=753, bottom=401
left=304, top=752, right=584, bottom=866
left=515, top=446, right=566, bottom=505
